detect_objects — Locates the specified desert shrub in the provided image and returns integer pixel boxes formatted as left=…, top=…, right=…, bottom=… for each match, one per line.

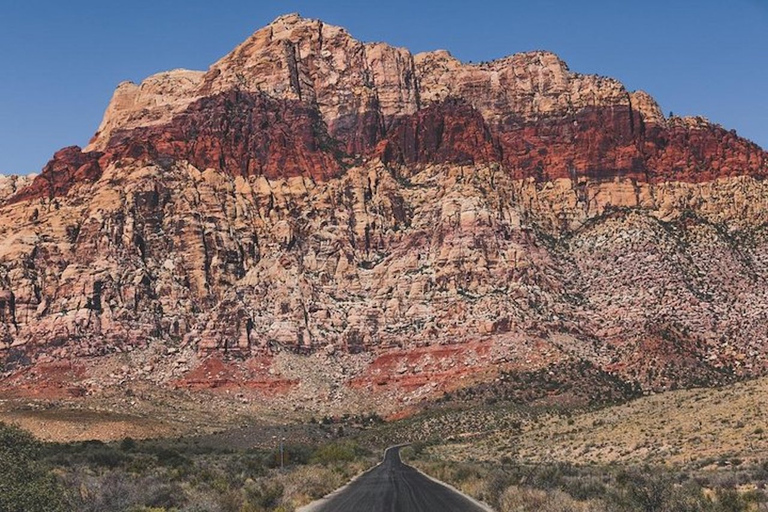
left=121, top=437, right=138, bottom=452
left=85, top=444, right=128, bottom=468
left=611, top=468, right=674, bottom=512
left=529, top=463, right=573, bottom=489
left=714, top=487, right=747, bottom=512
left=153, top=447, right=190, bottom=468
left=0, top=422, right=70, bottom=512
left=288, top=444, right=314, bottom=465
left=499, top=485, right=601, bottom=512
left=124, top=453, right=157, bottom=475
left=563, top=475, right=607, bottom=501
left=244, top=481, right=284, bottom=509
left=43, top=439, right=128, bottom=469
left=740, top=489, right=767, bottom=508
left=310, top=441, right=359, bottom=464
left=70, top=470, right=189, bottom=512
left=473, top=469, right=512, bottom=508
left=263, top=443, right=314, bottom=467
left=71, top=471, right=139, bottom=512
left=276, top=462, right=366, bottom=508
left=409, top=441, right=427, bottom=457
left=144, top=481, right=187, bottom=509
left=227, top=453, right=268, bottom=479
left=608, top=468, right=720, bottom=512
left=668, top=483, right=718, bottom=512
left=215, top=489, right=244, bottom=512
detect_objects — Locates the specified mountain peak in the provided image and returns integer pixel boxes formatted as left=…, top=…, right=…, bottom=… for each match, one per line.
left=1, top=13, right=767, bottom=416
left=269, top=12, right=304, bottom=25
left=80, top=14, right=765, bottom=177
left=257, top=12, right=352, bottom=47
left=264, top=12, right=331, bottom=32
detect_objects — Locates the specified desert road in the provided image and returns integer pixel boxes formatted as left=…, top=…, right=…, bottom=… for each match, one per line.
left=300, top=446, right=492, bottom=512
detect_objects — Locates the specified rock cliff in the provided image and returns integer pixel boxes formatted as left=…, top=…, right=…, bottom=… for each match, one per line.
left=1, top=14, right=767, bottom=414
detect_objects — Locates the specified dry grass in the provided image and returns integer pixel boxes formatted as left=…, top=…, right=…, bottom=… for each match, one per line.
left=403, top=455, right=607, bottom=511
left=403, top=448, right=768, bottom=512
left=497, top=486, right=603, bottom=512
left=275, top=459, right=374, bottom=510
left=426, top=376, right=768, bottom=468
left=0, top=408, right=174, bottom=442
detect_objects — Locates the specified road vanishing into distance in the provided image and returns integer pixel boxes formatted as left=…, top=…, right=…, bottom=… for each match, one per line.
left=301, top=446, right=492, bottom=512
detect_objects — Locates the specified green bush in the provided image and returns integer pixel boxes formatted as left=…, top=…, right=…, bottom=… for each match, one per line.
left=0, top=422, right=71, bottom=512
left=121, top=437, right=137, bottom=452
left=715, top=488, right=747, bottom=512
left=152, top=447, right=190, bottom=468
left=310, top=441, right=360, bottom=464
left=609, top=468, right=721, bottom=512
left=244, top=481, right=284, bottom=509
left=85, top=445, right=128, bottom=468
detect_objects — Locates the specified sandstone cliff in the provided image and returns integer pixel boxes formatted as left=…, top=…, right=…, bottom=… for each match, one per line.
left=1, top=14, right=766, bottom=413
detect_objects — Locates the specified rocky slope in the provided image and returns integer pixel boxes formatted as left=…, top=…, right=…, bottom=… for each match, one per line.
left=1, top=14, right=767, bottom=414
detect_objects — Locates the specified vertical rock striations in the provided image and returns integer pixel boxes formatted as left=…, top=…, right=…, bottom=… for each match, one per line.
left=0, top=15, right=767, bottom=410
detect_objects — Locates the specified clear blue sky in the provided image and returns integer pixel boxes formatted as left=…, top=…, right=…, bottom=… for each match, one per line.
left=1, top=0, right=766, bottom=174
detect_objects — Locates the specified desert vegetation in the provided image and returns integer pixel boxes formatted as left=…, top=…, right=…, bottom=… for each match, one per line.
left=5, top=376, right=768, bottom=511
left=403, top=443, right=768, bottom=511
left=7, top=411, right=768, bottom=512
left=0, top=421, right=376, bottom=512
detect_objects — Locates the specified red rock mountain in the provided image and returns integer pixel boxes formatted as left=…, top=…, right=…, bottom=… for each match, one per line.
left=1, top=14, right=767, bottom=413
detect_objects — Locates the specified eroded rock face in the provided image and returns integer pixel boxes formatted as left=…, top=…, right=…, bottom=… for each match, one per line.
left=0, top=175, right=34, bottom=202
left=9, top=147, right=103, bottom=203
left=82, top=14, right=767, bottom=186
left=377, top=99, right=500, bottom=166
left=86, top=70, right=206, bottom=151
left=106, top=90, right=345, bottom=182
left=1, top=15, right=767, bottom=412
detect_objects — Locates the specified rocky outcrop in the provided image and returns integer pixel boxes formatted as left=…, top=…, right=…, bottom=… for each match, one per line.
left=81, top=14, right=766, bottom=188
left=12, top=91, right=345, bottom=204
left=106, top=90, right=344, bottom=182
left=377, top=99, right=500, bottom=166
left=86, top=70, right=205, bottom=151
left=0, top=175, right=34, bottom=202
left=1, top=15, right=767, bottom=413
left=9, top=147, right=103, bottom=204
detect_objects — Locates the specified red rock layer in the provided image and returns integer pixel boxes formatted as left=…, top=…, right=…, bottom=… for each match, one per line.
left=376, top=99, right=501, bottom=166
left=10, top=147, right=103, bottom=203
left=371, top=100, right=765, bottom=182
left=9, top=91, right=346, bottom=204
left=106, top=90, right=344, bottom=181
left=327, top=96, right=386, bottom=157
left=644, top=121, right=766, bottom=182
left=9, top=95, right=768, bottom=205
left=495, top=106, right=767, bottom=182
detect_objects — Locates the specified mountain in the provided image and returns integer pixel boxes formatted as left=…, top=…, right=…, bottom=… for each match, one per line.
left=1, top=14, right=767, bottom=415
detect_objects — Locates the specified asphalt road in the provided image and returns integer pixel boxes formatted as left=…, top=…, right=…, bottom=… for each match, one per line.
left=303, top=446, right=491, bottom=512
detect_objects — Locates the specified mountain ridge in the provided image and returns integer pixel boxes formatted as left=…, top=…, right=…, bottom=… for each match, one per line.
left=0, top=14, right=766, bottom=416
